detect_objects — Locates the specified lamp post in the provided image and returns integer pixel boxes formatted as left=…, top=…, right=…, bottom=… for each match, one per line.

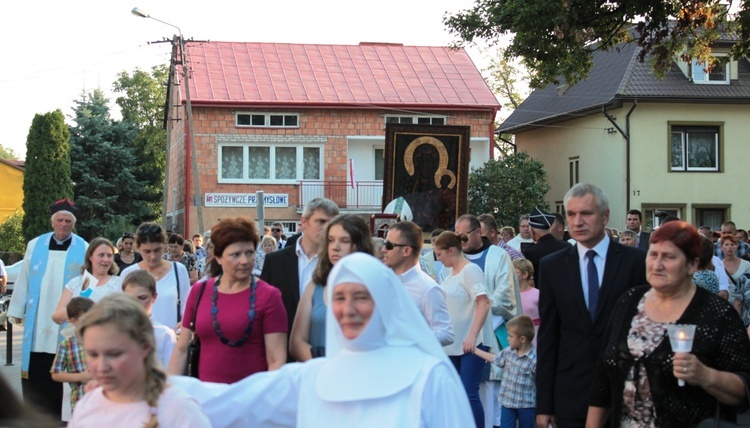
left=132, top=7, right=205, bottom=235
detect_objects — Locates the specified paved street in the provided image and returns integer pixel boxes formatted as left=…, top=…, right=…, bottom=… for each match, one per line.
left=0, top=321, right=23, bottom=398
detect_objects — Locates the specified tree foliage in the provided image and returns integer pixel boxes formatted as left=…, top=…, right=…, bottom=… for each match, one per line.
left=22, top=110, right=73, bottom=243
left=69, top=90, right=149, bottom=241
left=0, top=210, right=25, bottom=255
left=445, top=0, right=750, bottom=88
left=0, top=144, right=19, bottom=160
left=113, top=65, right=168, bottom=220
left=468, top=152, right=550, bottom=227
left=483, top=48, right=529, bottom=155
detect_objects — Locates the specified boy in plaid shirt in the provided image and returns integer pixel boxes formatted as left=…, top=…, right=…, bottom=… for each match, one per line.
left=475, top=314, right=537, bottom=428
left=51, top=297, right=94, bottom=410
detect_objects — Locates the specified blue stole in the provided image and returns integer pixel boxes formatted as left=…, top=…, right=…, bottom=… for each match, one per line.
left=22, top=232, right=86, bottom=373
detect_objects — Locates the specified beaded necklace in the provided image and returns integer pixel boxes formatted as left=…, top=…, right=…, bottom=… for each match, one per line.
left=211, top=275, right=257, bottom=347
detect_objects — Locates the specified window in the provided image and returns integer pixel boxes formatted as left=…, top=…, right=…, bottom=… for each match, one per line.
left=641, top=204, right=686, bottom=231
left=374, top=148, right=384, bottom=180
left=384, top=115, right=446, bottom=125
left=219, top=144, right=322, bottom=183
left=693, top=206, right=728, bottom=231
left=569, top=157, right=579, bottom=187
left=670, top=126, right=719, bottom=172
left=236, top=113, right=299, bottom=128
left=692, top=57, right=729, bottom=84
left=643, top=207, right=683, bottom=231
left=555, top=201, right=564, bottom=214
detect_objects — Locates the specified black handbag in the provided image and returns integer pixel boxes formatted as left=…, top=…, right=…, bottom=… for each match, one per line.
left=185, top=280, right=208, bottom=378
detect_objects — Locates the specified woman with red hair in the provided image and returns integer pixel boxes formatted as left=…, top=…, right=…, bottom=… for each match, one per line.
left=587, top=221, right=750, bottom=427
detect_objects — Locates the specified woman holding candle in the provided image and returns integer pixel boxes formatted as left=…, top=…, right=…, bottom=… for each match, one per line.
left=587, top=221, right=750, bottom=427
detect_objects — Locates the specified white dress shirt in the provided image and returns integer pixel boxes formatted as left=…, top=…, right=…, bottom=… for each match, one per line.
left=576, top=236, right=610, bottom=310
left=398, top=263, right=454, bottom=346
left=295, top=236, right=319, bottom=297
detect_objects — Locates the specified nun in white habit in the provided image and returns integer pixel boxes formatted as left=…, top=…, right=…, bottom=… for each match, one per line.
left=171, top=252, right=473, bottom=427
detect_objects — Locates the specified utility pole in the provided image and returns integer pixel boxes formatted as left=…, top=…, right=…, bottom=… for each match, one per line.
left=132, top=8, right=204, bottom=234
left=176, top=35, right=205, bottom=234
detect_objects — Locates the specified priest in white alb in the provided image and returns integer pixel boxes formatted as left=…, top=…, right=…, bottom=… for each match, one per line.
left=8, top=198, right=88, bottom=420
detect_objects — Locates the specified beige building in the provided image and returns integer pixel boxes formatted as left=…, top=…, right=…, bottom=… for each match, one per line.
left=498, top=41, right=750, bottom=232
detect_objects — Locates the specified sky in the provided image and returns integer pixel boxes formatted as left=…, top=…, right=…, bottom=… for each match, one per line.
left=0, top=0, right=496, bottom=158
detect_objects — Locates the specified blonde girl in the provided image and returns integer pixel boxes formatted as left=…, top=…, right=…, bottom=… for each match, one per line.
left=69, top=294, right=209, bottom=428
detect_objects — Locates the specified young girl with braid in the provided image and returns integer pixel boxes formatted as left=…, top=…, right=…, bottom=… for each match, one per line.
left=69, top=294, right=209, bottom=427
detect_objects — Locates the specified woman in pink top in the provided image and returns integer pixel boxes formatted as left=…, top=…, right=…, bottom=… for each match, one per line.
left=513, top=259, right=540, bottom=346
left=169, top=217, right=288, bottom=383
left=69, top=293, right=208, bottom=427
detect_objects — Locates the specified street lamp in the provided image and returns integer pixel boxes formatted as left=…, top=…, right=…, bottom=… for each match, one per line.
left=132, top=7, right=205, bottom=235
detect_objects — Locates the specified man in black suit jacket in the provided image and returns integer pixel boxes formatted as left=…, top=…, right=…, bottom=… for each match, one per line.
left=260, top=198, right=339, bottom=355
left=626, top=209, right=651, bottom=250
left=536, top=184, right=647, bottom=428
left=523, top=207, right=571, bottom=285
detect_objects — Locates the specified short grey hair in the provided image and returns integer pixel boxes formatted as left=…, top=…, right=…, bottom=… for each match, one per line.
left=302, top=197, right=339, bottom=219
left=51, top=210, right=77, bottom=224
left=564, top=183, right=609, bottom=214
left=619, top=229, right=636, bottom=239
left=519, top=214, right=530, bottom=223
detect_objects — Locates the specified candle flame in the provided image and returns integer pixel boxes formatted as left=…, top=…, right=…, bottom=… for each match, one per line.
left=678, top=331, right=686, bottom=340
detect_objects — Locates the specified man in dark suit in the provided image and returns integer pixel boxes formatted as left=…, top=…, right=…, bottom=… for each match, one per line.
left=260, top=198, right=339, bottom=351
left=536, top=184, right=647, bottom=428
left=626, top=209, right=651, bottom=250
left=522, top=207, right=570, bottom=285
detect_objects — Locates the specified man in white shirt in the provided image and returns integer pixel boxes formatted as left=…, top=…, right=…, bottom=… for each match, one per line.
left=506, top=215, right=534, bottom=251
left=382, top=221, right=454, bottom=346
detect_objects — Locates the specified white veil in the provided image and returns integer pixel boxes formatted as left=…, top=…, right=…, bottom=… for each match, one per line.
left=324, top=252, right=449, bottom=363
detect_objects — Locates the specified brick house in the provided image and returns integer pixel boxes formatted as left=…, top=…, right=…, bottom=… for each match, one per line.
left=165, top=41, right=499, bottom=236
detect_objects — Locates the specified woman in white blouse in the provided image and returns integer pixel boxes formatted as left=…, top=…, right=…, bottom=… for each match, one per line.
left=433, top=231, right=494, bottom=428
left=120, top=223, right=190, bottom=329
left=52, top=237, right=122, bottom=324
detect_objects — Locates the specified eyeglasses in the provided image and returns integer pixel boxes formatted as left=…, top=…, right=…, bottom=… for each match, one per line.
left=122, top=232, right=135, bottom=239
left=458, top=227, right=479, bottom=239
left=384, top=240, right=414, bottom=251
left=271, top=228, right=282, bottom=233
left=137, top=224, right=162, bottom=236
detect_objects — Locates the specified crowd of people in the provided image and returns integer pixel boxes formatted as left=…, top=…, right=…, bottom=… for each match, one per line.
left=4, top=185, right=750, bottom=427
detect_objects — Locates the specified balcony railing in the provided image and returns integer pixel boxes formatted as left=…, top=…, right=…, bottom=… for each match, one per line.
left=298, top=180, right=383, bottom=209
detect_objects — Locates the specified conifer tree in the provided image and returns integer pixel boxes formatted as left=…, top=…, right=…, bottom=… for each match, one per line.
left=22, top=110, right=73, bottom=243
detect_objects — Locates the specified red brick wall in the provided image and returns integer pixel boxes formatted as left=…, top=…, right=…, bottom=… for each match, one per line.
left=168, top=105, right=494, bottom=235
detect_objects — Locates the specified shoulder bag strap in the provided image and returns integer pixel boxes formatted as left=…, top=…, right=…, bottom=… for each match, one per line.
left=190, top=280, right=209, bottom=332
left=174, top=262, right=181, bottom=322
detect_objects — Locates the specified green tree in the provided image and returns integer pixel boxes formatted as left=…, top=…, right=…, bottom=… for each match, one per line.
left=468, top=152, right=550, bottom=227
left=445, top=0, right=749, bottom=88
left=22, top=110, right=73, bottom=243
left=69, top=90, right=149, bottom=241
left=483, top=48, right=529, bottom=155
left=0, top=210, right=25, bottom=255
left=0, top=144, right=19, bottom=160
left=113, top=65, right=169, bottom=221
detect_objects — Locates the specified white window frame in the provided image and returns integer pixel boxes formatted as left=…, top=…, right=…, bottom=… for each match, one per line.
left=218, top=143, right=324, bottom=184
left=235, top=112, right=300, bottom=128
left=384, top=115, right=446, bottom=125
left=691, top=56, right=729, bottom=85
left=670, top=126, right=720, bottom=172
